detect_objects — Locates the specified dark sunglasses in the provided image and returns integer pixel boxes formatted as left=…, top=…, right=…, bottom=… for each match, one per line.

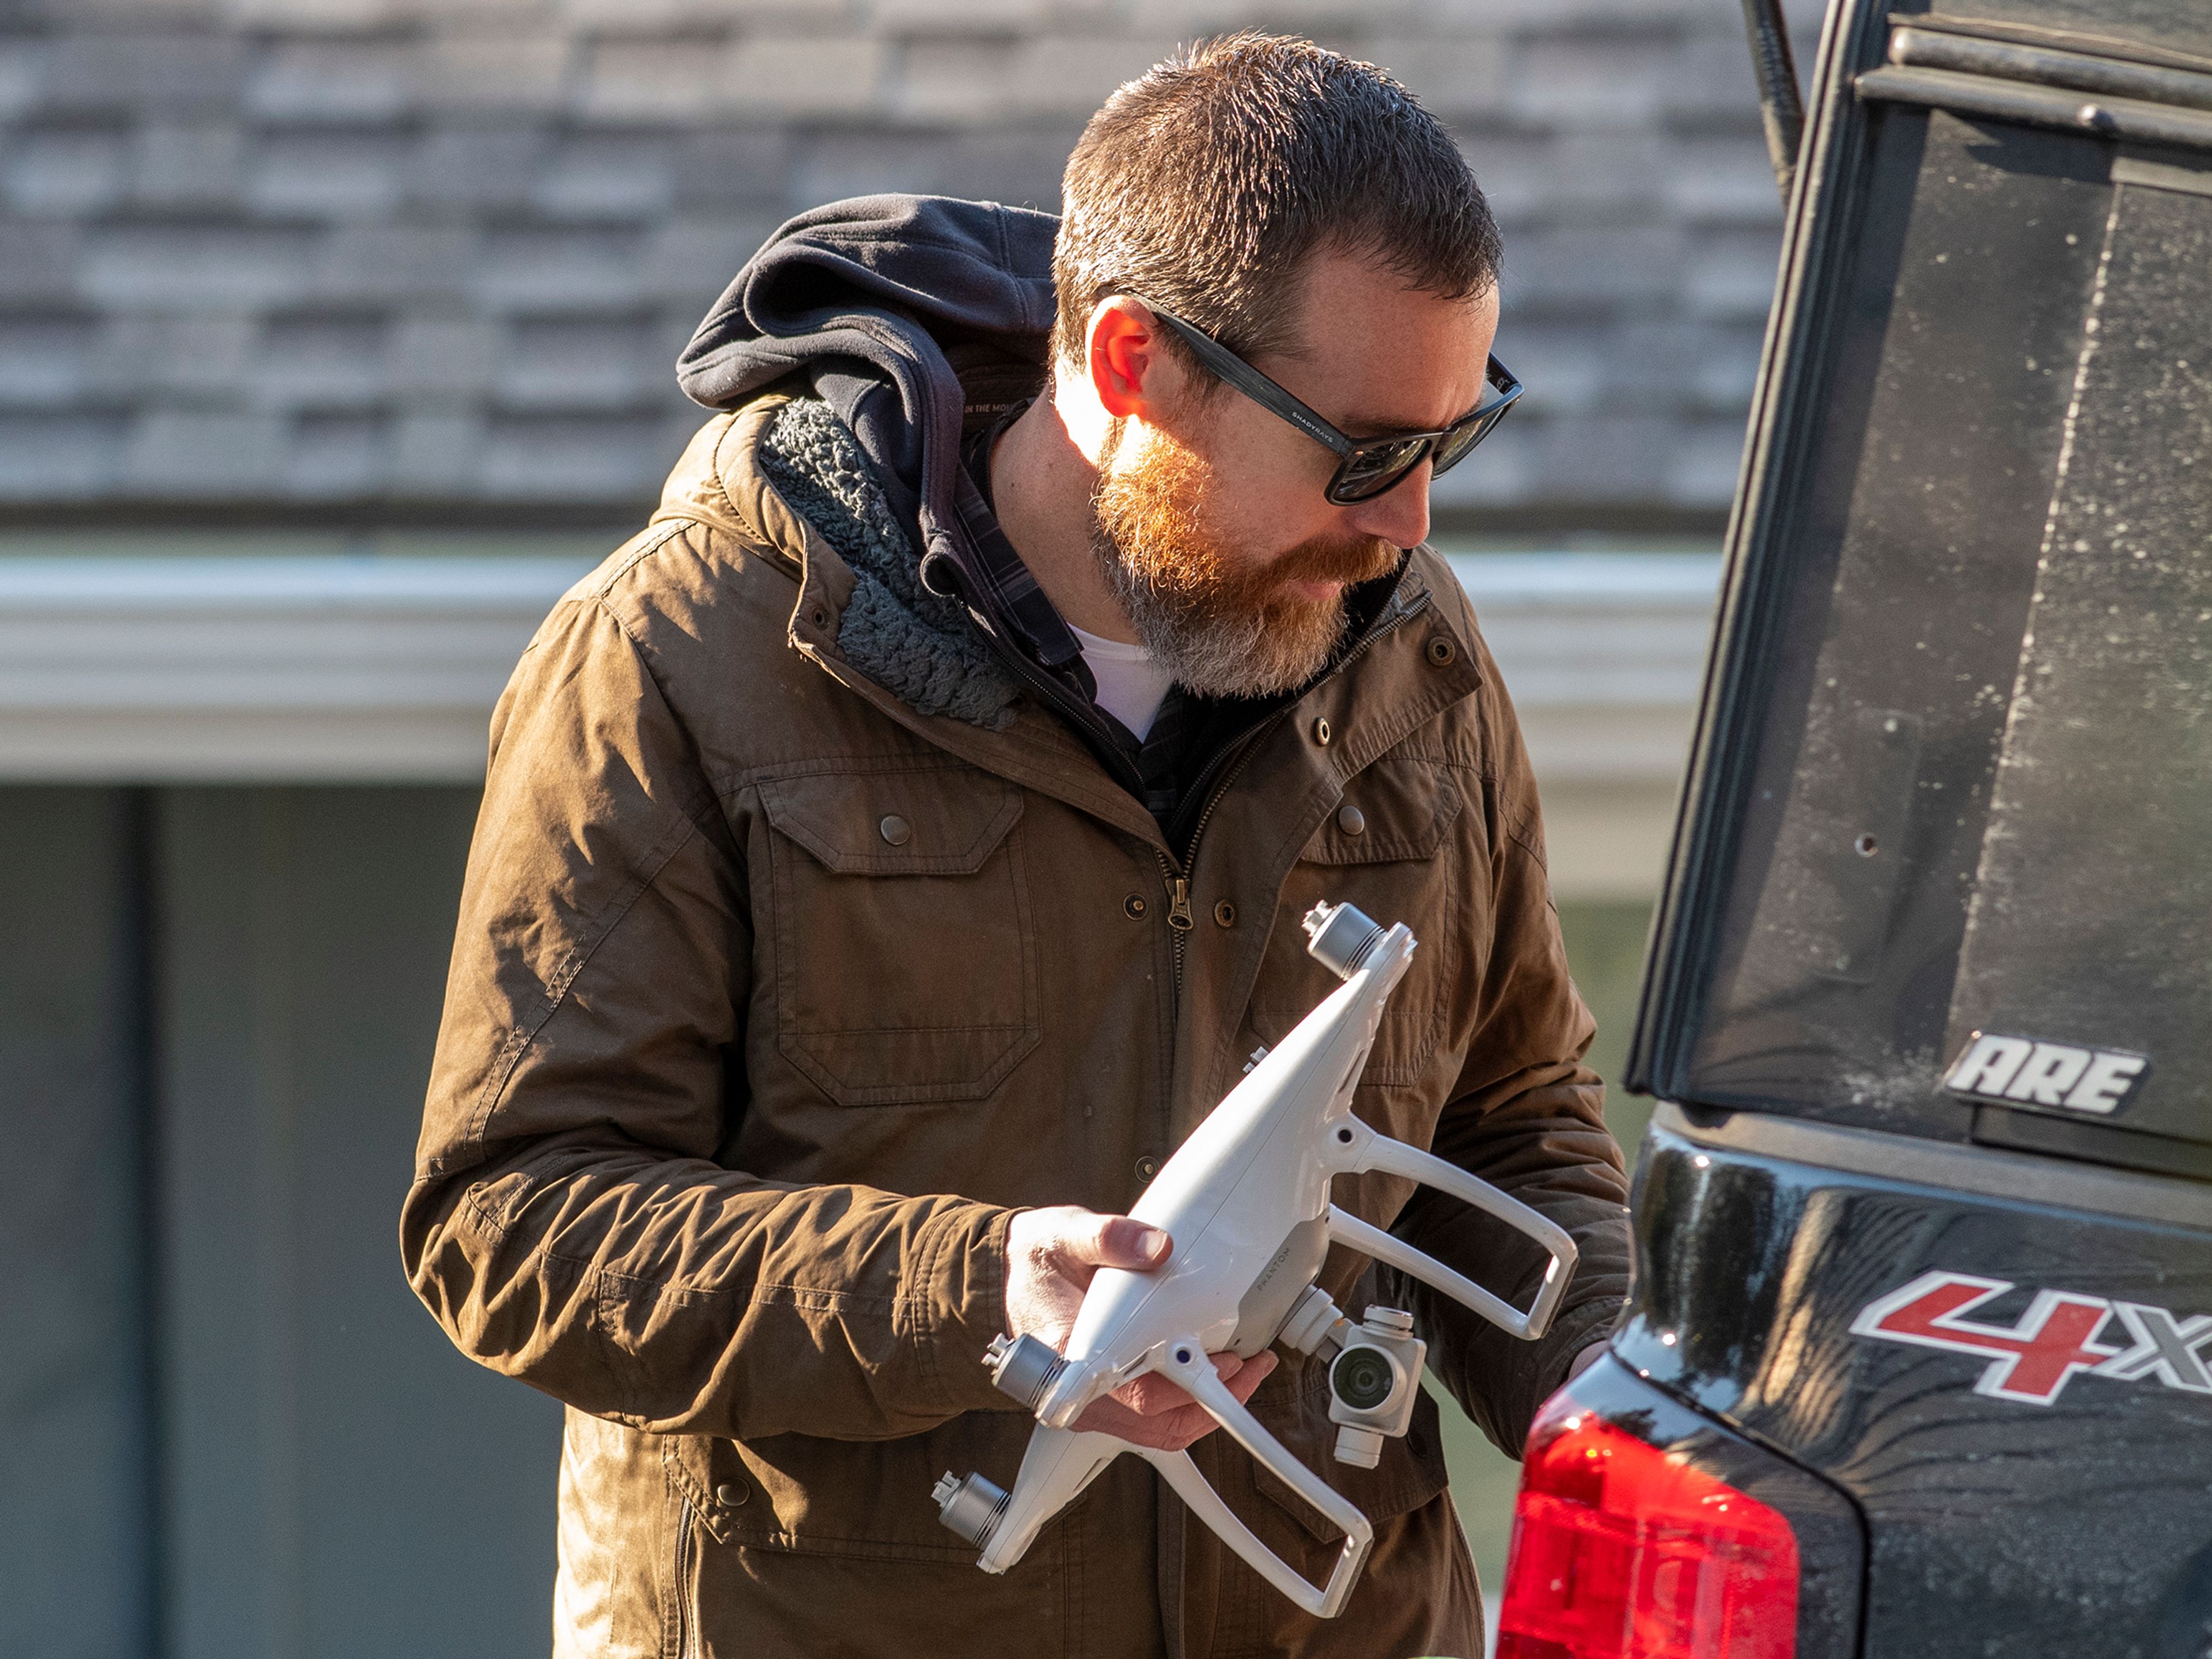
left=1133, top=299, right=1522, bottom=505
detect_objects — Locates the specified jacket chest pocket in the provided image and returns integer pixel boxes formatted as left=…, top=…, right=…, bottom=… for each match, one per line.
left=758, top=764, right=1041, bottom=1106
left=1250, top=755, right=1469, bottom=1089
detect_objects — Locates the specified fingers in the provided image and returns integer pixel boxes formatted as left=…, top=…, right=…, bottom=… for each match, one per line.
left=1073, top=1393, right=1217, bottom=1452
left=1076, top=1350, right=1282, bottom=1452
left=1003, top=1206, right=1172, bottom=1353
left=1112, top=1355, right=1226, bottom=1419
left=1113, top=1347, right=1280, bottom=1417
left=1009, top=1206, right=1170, bottom=1289
left=1069, top=1392, right=1186, bottom=1449
left=1154, top=1351, right=1278, bottom=1451
left=1060, top=1210, right=1173, bottom=1272
left=1223, top=1349, right=1278, bottom=1402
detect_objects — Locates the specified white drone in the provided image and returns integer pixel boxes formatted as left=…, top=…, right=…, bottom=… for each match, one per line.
left=932, top=900, right=1580, bottom=1617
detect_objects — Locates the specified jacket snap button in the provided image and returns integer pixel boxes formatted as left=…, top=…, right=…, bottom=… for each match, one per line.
left=715, top=1481, right=748, bottom=1506
left=1425, top=635, right=1457, bottom=666
left=1124, top=894, right=1147, bottom=919
left=1136, top=1155, right=1160, bottom=1180
left=1312, top=717, right=1332, bottom=746
left=1336, top=805, right=1366, bottom=836
left=878, top=814, right=911, bottom=847
left=1213, top=899, right=1236, bottom=927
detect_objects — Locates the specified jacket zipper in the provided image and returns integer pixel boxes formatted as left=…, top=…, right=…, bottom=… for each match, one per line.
left=1151, top=744, right=1255, bottom=994
left=918, top=554, right=1431, bottom=994
left=1150, top=585, right=1433, bottom=998
left=672, top=1497, right=696, bottom=1659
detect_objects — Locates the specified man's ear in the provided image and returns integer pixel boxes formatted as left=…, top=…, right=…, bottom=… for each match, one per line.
left=1086, top=297, right=1180, bottom=421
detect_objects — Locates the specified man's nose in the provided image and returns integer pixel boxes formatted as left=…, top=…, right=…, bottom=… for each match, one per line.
left=1341, top=460, right=1432, bottom=550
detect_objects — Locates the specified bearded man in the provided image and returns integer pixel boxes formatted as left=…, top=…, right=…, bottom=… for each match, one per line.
left=404, top=32, right=1631, bottom=1659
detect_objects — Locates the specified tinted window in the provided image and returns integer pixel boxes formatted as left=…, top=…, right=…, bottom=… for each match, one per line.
left=1635, top=96, right=2211, bottom=1179
left=1945, top=161, right=2212, bottom=1162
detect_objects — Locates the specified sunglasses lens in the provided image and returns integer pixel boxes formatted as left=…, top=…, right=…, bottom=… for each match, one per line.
left=1330, top=436, right=1431, bottom=503
left=1427, top=410, right=1496, bottom=478
left=1430, top=379, right=1522, bottom=478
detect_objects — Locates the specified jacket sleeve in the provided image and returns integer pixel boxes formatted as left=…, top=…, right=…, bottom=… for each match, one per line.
left=1383, top=664, right=1634, bottom=1459
left=401, top=585, right=1015, bottom=1442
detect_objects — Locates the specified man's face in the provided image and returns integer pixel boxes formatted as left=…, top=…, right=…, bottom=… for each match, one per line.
left=1088, top=250, right=1500, bottom=698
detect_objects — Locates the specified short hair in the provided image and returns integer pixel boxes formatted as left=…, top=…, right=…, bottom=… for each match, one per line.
left=1051, top=32, right=1502, bottom=376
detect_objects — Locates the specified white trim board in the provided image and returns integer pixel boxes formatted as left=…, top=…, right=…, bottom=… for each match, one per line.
left=0, top=550, right=1719, bottom=897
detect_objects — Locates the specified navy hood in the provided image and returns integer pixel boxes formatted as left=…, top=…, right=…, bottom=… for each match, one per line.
left=677, top=194, right=1058, bottom=568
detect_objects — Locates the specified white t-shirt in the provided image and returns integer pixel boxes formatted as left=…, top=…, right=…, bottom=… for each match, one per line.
left=1071, top=624, right=1175, bottom=741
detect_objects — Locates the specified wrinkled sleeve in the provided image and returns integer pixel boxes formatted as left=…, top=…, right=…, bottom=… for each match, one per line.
left=1384, top=667, right=1634, bottom=1459
left=401, top=588, right=1014, bottom=1442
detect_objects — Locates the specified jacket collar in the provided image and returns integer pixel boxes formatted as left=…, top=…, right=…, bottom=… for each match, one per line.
left=678, top=397, right=1487, bottom=848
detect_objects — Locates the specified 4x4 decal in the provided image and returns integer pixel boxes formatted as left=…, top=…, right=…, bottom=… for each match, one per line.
left=1851, top=1271, right=2212, bottom=1405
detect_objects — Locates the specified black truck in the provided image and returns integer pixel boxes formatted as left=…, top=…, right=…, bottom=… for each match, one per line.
left=1493, top=3, right=2212, bottom=1655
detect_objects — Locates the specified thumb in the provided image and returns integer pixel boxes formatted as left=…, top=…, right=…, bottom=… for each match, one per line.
left=1064, top=1211, right=1172, bottom=1271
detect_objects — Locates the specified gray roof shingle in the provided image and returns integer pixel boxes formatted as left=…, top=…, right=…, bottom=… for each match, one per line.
left=0, top=0, right=1816, bottom=522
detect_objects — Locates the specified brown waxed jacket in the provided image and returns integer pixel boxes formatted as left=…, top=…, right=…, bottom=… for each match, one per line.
left=403, top=393, right=1631, bottom=1659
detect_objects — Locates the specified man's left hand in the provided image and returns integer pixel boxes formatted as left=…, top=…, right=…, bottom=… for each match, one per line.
left=1566, top=1341, right=1608, bottom=1383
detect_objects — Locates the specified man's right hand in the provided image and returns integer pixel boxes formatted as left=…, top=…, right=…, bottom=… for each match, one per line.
left=1003, top=1205, right=1277, bottom=1453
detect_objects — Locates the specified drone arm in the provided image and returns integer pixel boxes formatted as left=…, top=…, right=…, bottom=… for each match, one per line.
left=1155, top=1344, right=1374, bottom=1619
left=1327, top=1131, right=1577, bottom=1340
left=960, top=1427, right=1126, bottom=1574
left=1141, top=1449, right=1351, bottom=1619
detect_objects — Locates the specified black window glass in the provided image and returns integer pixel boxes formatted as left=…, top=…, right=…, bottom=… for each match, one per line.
left=1944, top=162, right=2212, bottom=1157
left=1635, top=106, right=2212, bottom=1179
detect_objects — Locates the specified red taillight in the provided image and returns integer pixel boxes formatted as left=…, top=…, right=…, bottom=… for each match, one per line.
left=1497, top=1395, right=1800, bottom=1659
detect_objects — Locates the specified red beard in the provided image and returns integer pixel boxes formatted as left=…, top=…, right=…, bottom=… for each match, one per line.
left=1090, top=422, right=1402, bottom=697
